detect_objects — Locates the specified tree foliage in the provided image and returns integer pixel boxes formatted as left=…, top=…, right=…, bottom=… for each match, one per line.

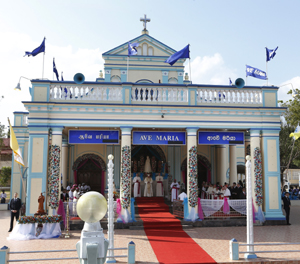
left=0, top=167, right=11, bottom=186
left=280, top=89, right=300, bottom=127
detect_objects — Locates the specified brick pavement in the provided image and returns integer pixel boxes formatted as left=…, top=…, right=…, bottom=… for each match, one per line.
left=1, top=201, right=300, bottom=264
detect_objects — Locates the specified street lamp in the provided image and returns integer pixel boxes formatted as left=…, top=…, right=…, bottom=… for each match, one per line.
left=279, top=83, right=298, bottom=97
left=15, top=76, right=31, bottom=91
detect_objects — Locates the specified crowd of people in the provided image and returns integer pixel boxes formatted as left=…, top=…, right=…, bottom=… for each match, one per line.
left=60, top=183, right=91, bottom=202
left=200, top=181, right=246, bottom=199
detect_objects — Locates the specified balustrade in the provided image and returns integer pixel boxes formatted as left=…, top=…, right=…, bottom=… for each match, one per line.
left=196, top=88, right=262, bottom=105
left=50, top=85, right=122, bottom=102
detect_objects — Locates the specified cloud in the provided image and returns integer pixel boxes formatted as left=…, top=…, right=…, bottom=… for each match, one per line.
left=0, top=32, right=104, bottom=129
left=185, top=53, right=237, bottom=85
left=278, top=76, right=300, bottom=103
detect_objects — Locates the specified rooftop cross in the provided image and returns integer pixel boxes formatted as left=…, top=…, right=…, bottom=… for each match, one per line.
left=140, top=14, right=150, bottom=30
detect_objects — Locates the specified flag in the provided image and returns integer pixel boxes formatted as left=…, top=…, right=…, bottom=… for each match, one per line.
left=8, top=119, right=25, bottom=167
left=165, top=45, right=190, bottom=66
left=53, top=58, right=59, bottom=81
left=128, top=42, right=139, bottom=56
left=289, top=125, right=300, bottom=140
left=229, top=78, right=233, bottom=85
left=24, top=37, right=45, bottom=57
left=266, top=46, right=278, bottom=62
left=246, top=65, right=267, bottom=80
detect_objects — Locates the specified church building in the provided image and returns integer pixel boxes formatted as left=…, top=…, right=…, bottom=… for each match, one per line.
left=11, top=16, right=285, bottom=222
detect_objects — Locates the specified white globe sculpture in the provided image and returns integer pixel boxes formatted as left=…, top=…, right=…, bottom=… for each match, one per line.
left=77, top=191, right=107, bottom=223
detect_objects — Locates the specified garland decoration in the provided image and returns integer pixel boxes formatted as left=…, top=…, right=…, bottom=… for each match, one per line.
left=48, top=145, right=60, bottom=209
left=133, top=160, right=138, bottom=173
left=188, top=146, right=198, bottom=207
left=254, top=147, right=263, bottom=206
left=18, top=215, right=62, bottom=224
left=121, top=146, right=131, bottom=209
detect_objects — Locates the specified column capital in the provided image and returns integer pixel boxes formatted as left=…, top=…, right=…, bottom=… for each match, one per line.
left=249, top=129, right=260, bottom=137
left=186, top=127, right=198, bottom=135
left=120, top=126, right=133, bottom=135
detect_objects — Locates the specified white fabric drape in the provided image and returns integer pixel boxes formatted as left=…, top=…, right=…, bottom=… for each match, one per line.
left=200, top=199, right=224, bottom=217
left=228, top=199, right=247, bottom=215
left=7, top=223, right=61, bottom=241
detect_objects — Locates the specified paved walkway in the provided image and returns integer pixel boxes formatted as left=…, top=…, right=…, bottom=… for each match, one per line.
left=1, top=202, right=300, bottom=263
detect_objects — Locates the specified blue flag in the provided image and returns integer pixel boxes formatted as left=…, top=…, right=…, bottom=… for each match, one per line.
left=53, top=58, right=59, bottom=81
left=165, top=45, right=190, bottom=66
left=266, top=46, right=278, bottom=62
left=246, top=65, right=267, bottom=80
left=229, top=78, right=233, bottom=85
left=24, top=37, right=45, bottom=57
left=128, top=42, right=139, bottom=56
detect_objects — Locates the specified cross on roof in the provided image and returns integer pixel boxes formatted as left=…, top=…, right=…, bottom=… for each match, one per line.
left=140, top=14, right=150, bottom=30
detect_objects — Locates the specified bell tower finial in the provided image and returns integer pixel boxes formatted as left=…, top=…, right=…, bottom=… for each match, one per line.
left=140, top=14, right=150, bottom=35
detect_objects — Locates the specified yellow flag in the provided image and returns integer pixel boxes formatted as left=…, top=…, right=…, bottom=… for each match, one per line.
left=8, top=119, right=25, bottom=167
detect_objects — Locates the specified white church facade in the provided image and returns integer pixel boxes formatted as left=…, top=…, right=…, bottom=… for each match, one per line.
left=11, top=18, right=285, bottom=222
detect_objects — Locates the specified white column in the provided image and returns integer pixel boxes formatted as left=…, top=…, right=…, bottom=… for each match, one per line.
left=229, top=145, right=237, bottom=184
left=216, top=145, right=227, bottom=185
left=186, top=127, right=198, bottom=221
left=62, top=139, right=68, bottom=189
left=120, top=126, right=132, bottom=223
left=50, top=127, right=63, bottom=215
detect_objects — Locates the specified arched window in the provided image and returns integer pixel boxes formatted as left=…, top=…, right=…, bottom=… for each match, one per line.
left=148, top=47, right=153, bottom=56
left=137, top=46, right=142, bottom=55
left=110, top=75, right=121, bottom=82
left=142, top=43, right=148, bottom=55
left=168, top=77, right=178, bottom=84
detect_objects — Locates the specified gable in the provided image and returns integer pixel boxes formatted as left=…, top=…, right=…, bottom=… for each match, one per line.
left=102, top=34, right=177, bottom=58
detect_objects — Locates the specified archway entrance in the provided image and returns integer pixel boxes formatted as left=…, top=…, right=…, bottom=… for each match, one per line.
left=72, top=154, right=106, bottom=193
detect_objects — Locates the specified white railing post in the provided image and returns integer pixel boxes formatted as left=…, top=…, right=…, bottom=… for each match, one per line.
left=245, top=155, right=257, bottom=259
left=106, top=154, right=116, bottom=263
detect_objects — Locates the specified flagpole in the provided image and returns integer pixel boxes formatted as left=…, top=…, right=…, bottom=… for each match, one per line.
left=127, top=56, right=129, bottom=82
left=188, top=44, right=192, bottom=83
left=42, top=52, right=45, bottom=79
left=266, top=61, right=268, bottom=86
left=7, top=118, right=27, bottom=200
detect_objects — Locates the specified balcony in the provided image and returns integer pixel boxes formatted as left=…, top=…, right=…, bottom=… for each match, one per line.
left=31, top=80, right=277, bottom=107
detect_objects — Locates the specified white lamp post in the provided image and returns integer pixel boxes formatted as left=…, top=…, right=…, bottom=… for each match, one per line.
left=244, top=155, right=257, bottom=259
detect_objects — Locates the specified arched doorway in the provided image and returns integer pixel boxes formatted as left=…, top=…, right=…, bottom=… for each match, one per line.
left=72, top=154, right=106, bottom=193
left=181, top=154, right=212, bottom=189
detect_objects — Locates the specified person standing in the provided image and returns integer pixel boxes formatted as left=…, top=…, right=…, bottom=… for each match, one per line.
left=156, top=174, right=164, bottom=197
left=170, top=179, right=180, bottom=202
left=144, top=174, right=153, bottom=197
left=8, top=192, right=22, bottom=232
left=282, top=192, right=291, bottom=225
left=133, top=174, right=142, bottom=198
left=1, top=190, right=7, bottom=203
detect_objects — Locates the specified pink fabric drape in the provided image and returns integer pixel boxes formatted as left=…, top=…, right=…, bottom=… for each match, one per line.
left=57, top=200, right=66, bottom=226
left=252, top=198, right=256, bottom=223
left=223, top=197, right=230, bottom=214
left=116, top=199, right=125, bottom=223
left=198, top=198, right=204, bottom=220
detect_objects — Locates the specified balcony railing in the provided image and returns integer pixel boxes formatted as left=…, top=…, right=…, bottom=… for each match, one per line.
left=47, top=83, right=268, bottom=106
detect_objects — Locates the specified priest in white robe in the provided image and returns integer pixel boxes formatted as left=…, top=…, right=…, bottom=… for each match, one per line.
left=144, top=174, right=153, bottom=197
left=156, top=174, right=164, bottom=197
left=170, top=179, right=180, bottom=202
left=133, top=174, right=142, bottom=197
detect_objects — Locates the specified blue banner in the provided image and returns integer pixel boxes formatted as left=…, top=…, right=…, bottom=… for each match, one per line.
left=69, top=130, right=119, bottom=144
left=133, top=131, right=186, bottom=145
left=246, top=65, right=267, bottom=80
left=198, top=131, right=244, bottom=145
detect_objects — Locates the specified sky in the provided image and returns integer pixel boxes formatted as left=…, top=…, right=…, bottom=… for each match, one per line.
left=0, top=0, right=299, bottom=130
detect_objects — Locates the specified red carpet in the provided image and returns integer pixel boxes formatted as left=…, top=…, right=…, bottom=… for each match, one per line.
left=136, top=197, right=216, bottom=264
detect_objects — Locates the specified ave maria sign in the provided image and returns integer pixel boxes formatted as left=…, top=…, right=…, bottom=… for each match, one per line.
left=133, top=131, right=186, bottom=145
